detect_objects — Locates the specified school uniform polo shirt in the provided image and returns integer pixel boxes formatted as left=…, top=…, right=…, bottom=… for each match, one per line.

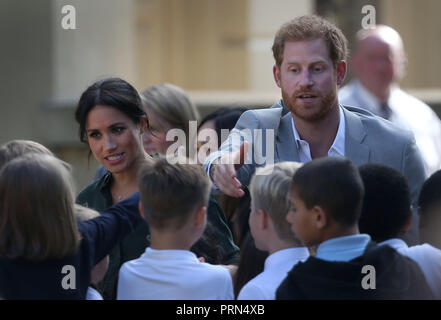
left=117, top=248, right=234, bottom=300
left=237, top=247, right=310, bottom=300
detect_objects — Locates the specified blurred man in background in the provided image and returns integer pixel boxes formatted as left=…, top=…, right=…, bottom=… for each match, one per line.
left=339, top=25, right=441, bottom=175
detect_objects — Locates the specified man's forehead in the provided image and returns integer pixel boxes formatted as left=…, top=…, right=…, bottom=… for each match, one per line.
left=282, top=39, right=332, bottom=63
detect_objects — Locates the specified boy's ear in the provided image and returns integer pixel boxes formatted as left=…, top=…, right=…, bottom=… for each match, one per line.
left=194, top=206, right=207, bottom=227
left=259, top=209, right=269, bottom=230
left=138, top=201, right=145, bottom=219
left=402, top=205, right=413, bottom=232
left=312, top=205, right=327, bottom=230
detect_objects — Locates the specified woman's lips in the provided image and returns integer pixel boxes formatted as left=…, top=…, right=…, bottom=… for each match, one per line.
left=104, top=152, right=125, bottom=165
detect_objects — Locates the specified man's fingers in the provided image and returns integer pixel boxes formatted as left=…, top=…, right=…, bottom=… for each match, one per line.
left=213, top=163, right=244, bottom=198
left=212, top=142, right=249, bottom=198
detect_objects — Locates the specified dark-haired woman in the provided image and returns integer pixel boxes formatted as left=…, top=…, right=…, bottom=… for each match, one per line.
left=76, top=78, right=239, bottom=300
left=75, top=78, right=152, bottom=299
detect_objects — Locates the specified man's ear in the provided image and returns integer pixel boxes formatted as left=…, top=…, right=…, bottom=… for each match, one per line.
left=402, top=205, right=413, bottom=232
left=273, top=65, right=282, bottom=88
left=336, top=60, right=347, bottom=86
left=312, top=205, right=327, bottom=230
left=138, top=200, right=145, bottom=219
left=194, top=206, right=207, bottom=227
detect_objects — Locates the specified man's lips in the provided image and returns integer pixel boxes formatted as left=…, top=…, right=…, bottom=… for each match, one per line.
left=295, top=92, right=320, bottom=103
left=296, top=93, right=318, bottom=99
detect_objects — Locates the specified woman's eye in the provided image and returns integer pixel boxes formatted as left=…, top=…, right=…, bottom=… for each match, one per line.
left=112, top=127, right=125, bottom=134
left=89, top=132, right=101, bottom=138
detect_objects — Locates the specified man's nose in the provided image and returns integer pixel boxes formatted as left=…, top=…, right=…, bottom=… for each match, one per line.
left=299, top=70, right=313, bottom=88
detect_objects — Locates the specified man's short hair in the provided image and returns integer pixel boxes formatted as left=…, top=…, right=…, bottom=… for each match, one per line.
left=250, top=162, right=303, bottom=242
left=272, top=15, right=348, bottom=68
left=138, top=157, right=211, bottom=230
left=358, top=163, right=411, bottom=242
left=291, top=157, right=364, bottom=227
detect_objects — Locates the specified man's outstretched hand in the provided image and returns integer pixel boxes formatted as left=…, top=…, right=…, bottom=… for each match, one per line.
left=210, top=141, right=250, bottom=198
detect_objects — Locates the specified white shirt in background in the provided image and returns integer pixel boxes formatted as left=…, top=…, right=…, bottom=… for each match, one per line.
left=380, top=238, right=441, bottom=299
left=339, top=80, right=441, bottom=175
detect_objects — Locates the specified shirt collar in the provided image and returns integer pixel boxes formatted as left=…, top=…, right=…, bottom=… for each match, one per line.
left=291, top=106, right=346, bottom=157
left=378, top=238, right=408, bottom=251
left=316, top=234, right=371, bottom=262
left=96, top=171, right=113, bottom=191
left=144, top=247, right=199, bottom=261
left=355, top=80, right=383, bottom=109
left=264, top=247, right=309, bottom=271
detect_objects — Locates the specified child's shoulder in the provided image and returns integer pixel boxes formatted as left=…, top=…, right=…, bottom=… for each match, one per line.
left=195, top=261, right=231, bottom=279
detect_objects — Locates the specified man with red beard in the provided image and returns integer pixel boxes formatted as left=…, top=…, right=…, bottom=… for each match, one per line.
left=203, top=15, right=426, bottom=245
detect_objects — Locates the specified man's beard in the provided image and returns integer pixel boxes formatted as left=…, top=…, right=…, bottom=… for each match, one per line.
left=283, top=88, right=338, bottom=122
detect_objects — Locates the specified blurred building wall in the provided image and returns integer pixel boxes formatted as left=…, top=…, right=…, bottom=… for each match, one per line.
left=382, top=0, right=441, bottom=89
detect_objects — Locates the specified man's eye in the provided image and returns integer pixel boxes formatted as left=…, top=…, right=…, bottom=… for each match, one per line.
left=313, top=66, right=323, bottom=73
left=290, top=68, right=299, bottom=73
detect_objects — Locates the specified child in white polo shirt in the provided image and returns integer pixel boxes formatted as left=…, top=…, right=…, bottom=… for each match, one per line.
left=237, top=162, right=309, bottom=300
left=117, top=157, right=234, bottom=300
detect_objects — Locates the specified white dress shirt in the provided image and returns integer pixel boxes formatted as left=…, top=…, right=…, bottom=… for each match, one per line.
left=380, top=238, right=441, bottom=299
left=117, top=247, right=234, bottom=300
left=291, top=106, right=346, bottom=162
left=237, top=247, right=310, bottom=300
left=340, top=80, right=441, bottom=175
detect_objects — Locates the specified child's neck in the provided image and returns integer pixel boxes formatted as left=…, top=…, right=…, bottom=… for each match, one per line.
left=321, top=224, right=360, bottom=243
left=267, top=236, right=303, bottom=255
left=149, top=230, right=194, bottom=251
